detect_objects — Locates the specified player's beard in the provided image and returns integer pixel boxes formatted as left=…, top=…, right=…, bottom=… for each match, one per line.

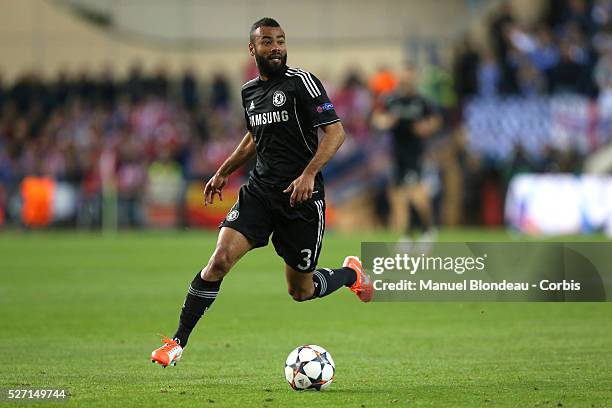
left=255, top=52, right=287, bottom=78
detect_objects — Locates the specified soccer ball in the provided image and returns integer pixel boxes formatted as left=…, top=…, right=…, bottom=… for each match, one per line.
left=284, top=344, right=335, bottom=391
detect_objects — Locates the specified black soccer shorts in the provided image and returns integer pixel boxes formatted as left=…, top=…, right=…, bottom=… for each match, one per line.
left=393, top=161, right=423, bottom=187
left=220, top=180, right=325, bottom=273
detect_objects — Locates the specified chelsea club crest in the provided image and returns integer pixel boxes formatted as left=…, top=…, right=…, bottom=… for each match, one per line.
left=272, top=90, right=286, bottom=107
left=226, top=209, right=239, bottom=222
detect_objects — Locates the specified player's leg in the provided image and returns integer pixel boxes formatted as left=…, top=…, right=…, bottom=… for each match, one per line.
left=273, top=197, right=372, bottom=302
left=151, top=227, right=252, bottom=367
left=284, top=265, right=315, bottom=301
left=284, top=261, right=372, bottom=302
left=285, top=262, right=357, bottom=301
left=407, top=182, right=434, bottom=234
left=170, top=183, right=272, bottom=351
left=152, top=183, right=273, bottom=367
left=388, top=184, right=410, bottom=235
left=173, top=227, right=253, bottom=347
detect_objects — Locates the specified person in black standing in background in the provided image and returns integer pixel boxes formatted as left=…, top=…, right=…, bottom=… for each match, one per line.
left=373, top=65, right=442, bottom=243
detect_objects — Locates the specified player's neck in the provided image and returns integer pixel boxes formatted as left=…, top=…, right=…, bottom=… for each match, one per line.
left=258, top=66, right=287, bottom=82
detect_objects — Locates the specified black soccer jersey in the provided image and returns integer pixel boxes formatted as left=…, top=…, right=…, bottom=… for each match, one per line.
left=241, top=66, right=340, bottom=193
left=385, top=93, right=436, bottom=169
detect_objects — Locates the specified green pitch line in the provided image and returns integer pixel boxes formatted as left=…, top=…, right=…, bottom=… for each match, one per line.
left=0, top=230, right=610, bottom=407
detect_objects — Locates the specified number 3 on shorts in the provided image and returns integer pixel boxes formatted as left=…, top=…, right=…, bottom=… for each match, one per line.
left=297, top=249, right=312, bottom=271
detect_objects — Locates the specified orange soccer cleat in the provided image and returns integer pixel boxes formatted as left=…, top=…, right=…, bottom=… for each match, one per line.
left=151, top=335, right=183, bottom=368
left=343, top=256, right=373, bottom=302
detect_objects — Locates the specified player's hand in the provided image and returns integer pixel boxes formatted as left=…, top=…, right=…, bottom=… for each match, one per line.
left=283, top=173, right=315, bottom=207
left=203, top=173, right=228, bottom=206
left=371, top=111, right=398, bottom=130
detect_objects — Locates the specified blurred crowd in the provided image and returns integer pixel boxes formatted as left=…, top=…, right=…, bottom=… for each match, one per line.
left=0, top=64, right=250, bottom=227
left=454, top=0, right=612, bottom=226
left=1, top=0, right=612, bottom=229
left=454, top=0, right=612, bottom=101
left=0, top=63, right=246, bottom=184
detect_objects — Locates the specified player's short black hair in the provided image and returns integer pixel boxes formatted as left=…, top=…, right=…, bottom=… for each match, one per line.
left=250, top=17, right=281, bottom=42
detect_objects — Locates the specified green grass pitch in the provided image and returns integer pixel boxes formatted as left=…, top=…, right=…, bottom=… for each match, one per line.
left=1, top=229, right=611, bottom=407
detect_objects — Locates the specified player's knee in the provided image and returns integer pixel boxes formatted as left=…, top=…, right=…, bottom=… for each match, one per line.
left=289, top=288, right=313, bottom=302
left=292, top=292, right=310, bottom=302
left=204, top=248, right=232, bottom=280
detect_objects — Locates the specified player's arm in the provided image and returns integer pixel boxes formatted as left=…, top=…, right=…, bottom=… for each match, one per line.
left=413, top=114, right=442, bottom=138
left=371, top=95, right=398, bottom=131
left=283, top=121, right=345, bottom=207
left=204, top=131, right=256, bottom=205
left=371, top=111, right=397, bottom=130
left=371, top=104, right=398, bottom=131
left=413, top=98, right=442, bottom=138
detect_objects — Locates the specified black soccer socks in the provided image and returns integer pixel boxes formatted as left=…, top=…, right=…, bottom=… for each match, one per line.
left=173, top=271, right=222, bottom=348
left=312, top=267, right=357, bottom=298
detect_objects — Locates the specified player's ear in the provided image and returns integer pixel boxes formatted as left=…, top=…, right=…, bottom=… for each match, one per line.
left=248, top=43, right=255, bottom=56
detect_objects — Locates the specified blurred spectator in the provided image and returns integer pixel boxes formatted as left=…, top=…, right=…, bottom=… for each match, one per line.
left=211, top=73, right=231, bottom=111
left=516, top=58, right=547, bottom=96
left=332, top=70, right=371, bottom=141
left=116, top=138, right=147, bottom=227
left=528, top=26, right=560, bottom=72
left=371, top=65, right=442, bottom=238
left=76, top=68, right=97, bottom=102
left=10, top=72, right=36, bottom=114
left=489, top=1, right=515, bottom=62
left=51, top=69, right=71, bottom=109
left=420, top=62, right=456, bottom=111
left=98, top=65, right=117, bottom=108
left=181, top=68, right=199, bottom=111
left=507, top=23, right=538, bottom=55
left=595, top=50, right=612, bottom=113
left=453, top=35, right=480, bottom=101
left=563, top=0, right=596, bottom=36
left=126, top=62, right=146, bottom=102
left=549, top=39, right=589, bottom=93
left=562, top=21, right=592, bottom=75
left=592, top=0, right=612, bottom=28
left=593, top=21, right=612, bottom=54
left=149, top=66, right=169, bottom=99
left=477, top=48, right=502, bottom=97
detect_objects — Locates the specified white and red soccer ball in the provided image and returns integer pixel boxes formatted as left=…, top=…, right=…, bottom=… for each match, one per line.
left=284, top=344, right=335, bottom=391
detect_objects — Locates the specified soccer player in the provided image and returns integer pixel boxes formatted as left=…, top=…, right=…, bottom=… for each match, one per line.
left=372, top=65, right=441, bottom=242
left=151, top=17, right=373, bottom=367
